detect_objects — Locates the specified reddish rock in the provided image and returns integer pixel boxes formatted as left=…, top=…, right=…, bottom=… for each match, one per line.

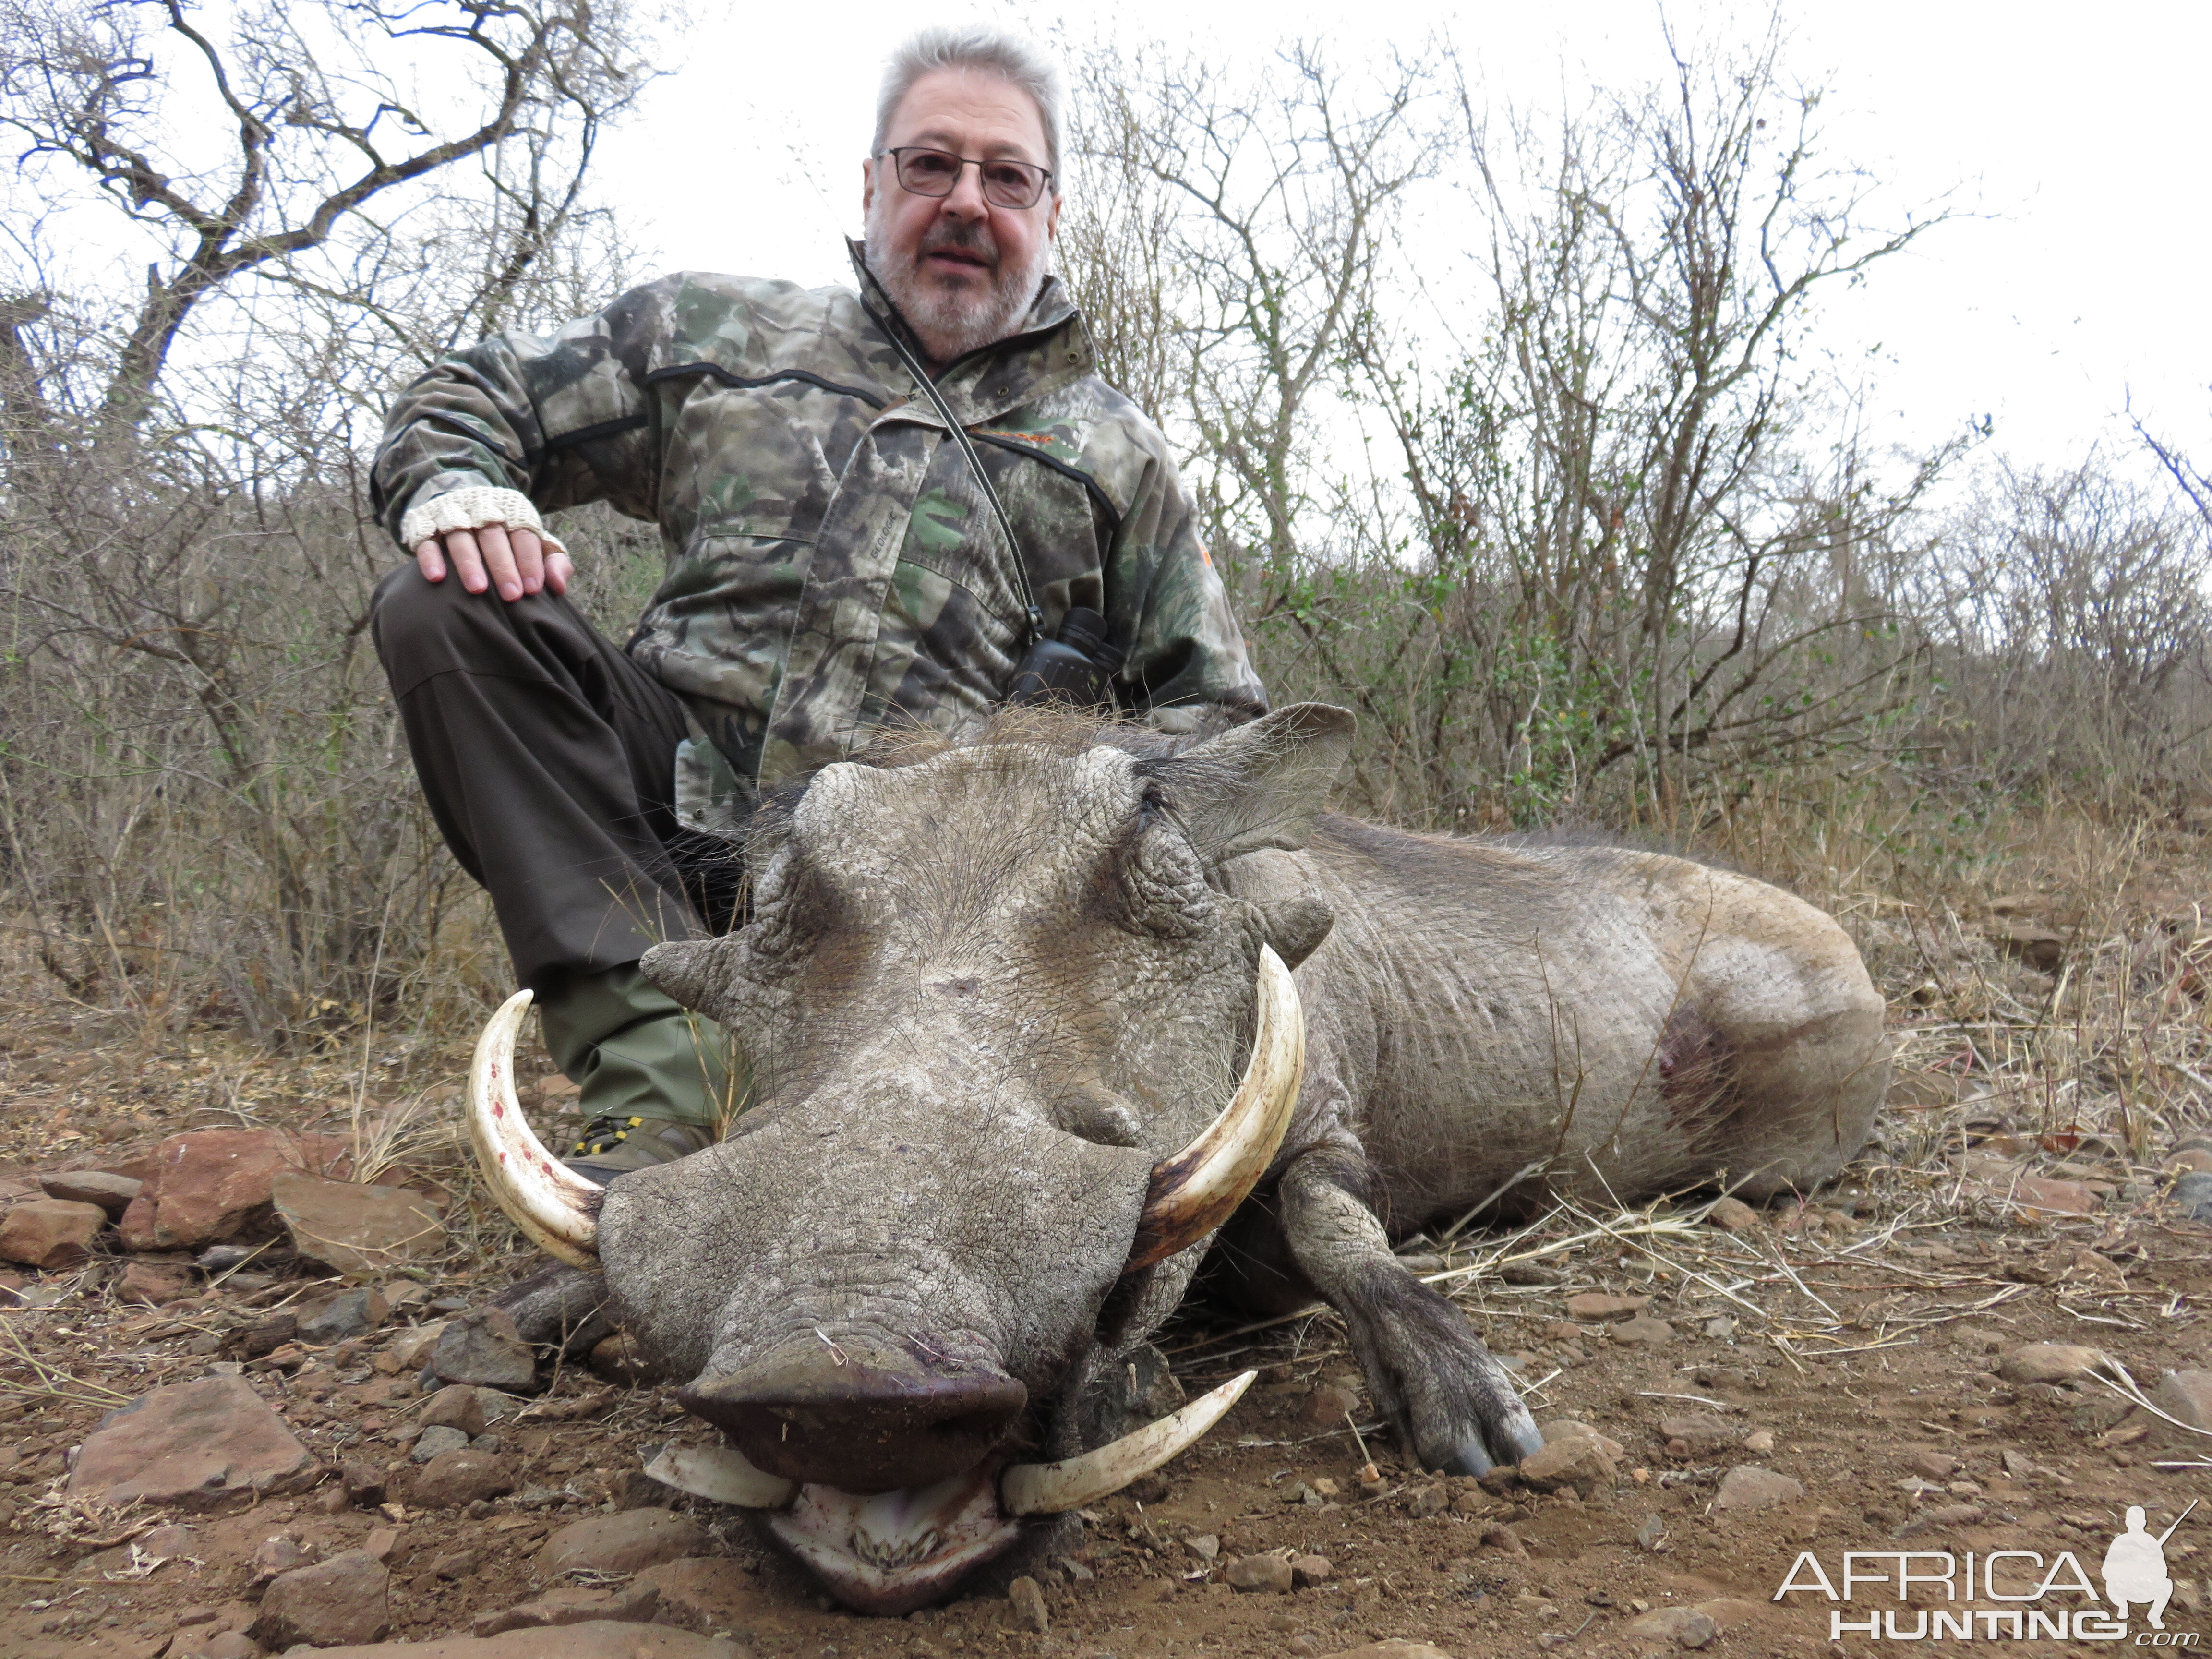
left=1564, top=1292, right=1649, bottom=1322
left=1996, top=1342, right=2114, bottom=1384
left=72, top=1375, right=317, bottom=1508
left=2010, top=1176, right=2099, bottom=1218
left=271, top=1174, right=443, bottom=1281
left=1007, top=1576, right=1049, bottom=1634
left=299, top=1284, right=388, bottom=1344
left=1705, top=1196, right=1759, bottom=1230
left=39, top=1169, right=143, bottom=1216
left=1518, top=1433, right=1616, bottom=1497
left=374, top=1320, right=448, bottom=1376
left=120, top=1129, right=351, bottom=1251
left=1299, top=1382, right=1361, bottom=1429
left=589, top=1330, right=656, bottom=1385
left=431, top=1307, right=538, bottom=1392
left=1226, top=1551, right=1294, bottom=1592
left=637, top=1557, right=776, bottom=1635
left=470, top=1581, right=661, bottom=1635
left=1693, top=1598, right=1768, bottom=1633
left=419, top=1383, right=489, bottom=1438
left=1714, top=1465, right=1803, bottom=1510
left=310, top=1622, right=747, bottom=1657
left=1479, top=1523, right=1527, bottom=1558
left=0, top=1197, right=107, bottom=1268
left=251, top=1551, right=390, bottom=1648
left=340, top=1462, right=387, bottom=1507
left=1291, top=1554, right=1336, bottom=1586
left=115, top=1258, right=194, bottom=1305
left=1541, top=1419, right=1626, bottom=1459
left=1903, top=1448, right=1959, bottom=1480
left=539, top=1508, right=709, bottom=1576
left=408, top=1448, right=517, bottom=1509
left=249, top=1531, right=317, bottom=1589
left=1627, top=1606, right=1719, bottom=1647
left=2152, top=1369, right=2212, bottom=1431
left=1656, top=1412, right=1739, bottom=1455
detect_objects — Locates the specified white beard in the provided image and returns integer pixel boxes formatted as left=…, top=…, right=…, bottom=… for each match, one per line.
left=863, top=196, right=1050, bottom=364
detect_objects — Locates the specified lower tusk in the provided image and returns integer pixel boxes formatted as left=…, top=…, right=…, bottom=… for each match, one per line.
left=645, top=1442, right=797, bottom=1510
left=467, top=988, right=602, bottom=1268
left=1000, top=1370, right=1256, bottom=1516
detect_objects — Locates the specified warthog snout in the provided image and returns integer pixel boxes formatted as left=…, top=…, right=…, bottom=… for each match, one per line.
left=678, top=1340, right=1030, bottom=1493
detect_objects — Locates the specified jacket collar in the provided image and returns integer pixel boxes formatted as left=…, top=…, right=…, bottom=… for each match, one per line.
left=847, top=239, right=1094, bottom=417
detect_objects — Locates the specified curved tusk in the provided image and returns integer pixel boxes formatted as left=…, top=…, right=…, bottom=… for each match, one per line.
left=646, top=1442, right=797, bottom=1510
left=1001, top=1370, right=1256, bottom=1516
left=467, top=988, right=602, bottom=1269
left=1124, top=946, right=1304, bottom=1272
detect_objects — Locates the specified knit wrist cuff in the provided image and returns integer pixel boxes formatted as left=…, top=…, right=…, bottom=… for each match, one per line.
left=399, top=486, right=567, bottom=557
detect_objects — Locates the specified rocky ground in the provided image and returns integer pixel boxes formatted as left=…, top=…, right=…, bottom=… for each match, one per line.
left=2, top=971, right=2210, bottom=1659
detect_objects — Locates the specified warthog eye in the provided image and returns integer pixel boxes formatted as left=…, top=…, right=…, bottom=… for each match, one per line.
left=1113, top=783, right=1214, bottom=938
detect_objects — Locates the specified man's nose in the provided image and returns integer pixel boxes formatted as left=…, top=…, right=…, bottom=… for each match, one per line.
left=941, top=161, right=990, bottom=217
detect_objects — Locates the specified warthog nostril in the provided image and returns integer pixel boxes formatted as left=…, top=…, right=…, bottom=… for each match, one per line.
left=679, top=1343, right=1028, bottom=1494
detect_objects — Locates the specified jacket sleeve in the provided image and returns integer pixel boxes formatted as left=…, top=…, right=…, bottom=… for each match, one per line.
left=1106, top=436, right=1270, bottom=726
left=369, top=278, right=676, bottom=549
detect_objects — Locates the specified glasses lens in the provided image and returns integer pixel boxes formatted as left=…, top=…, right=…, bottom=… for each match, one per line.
left=896, top=150, right=961, bottom=194
left=981, top=161, right=1044, bottom=208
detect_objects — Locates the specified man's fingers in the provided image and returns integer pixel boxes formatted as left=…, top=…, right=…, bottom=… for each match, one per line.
left=413, top=524, right=556, bottom=600
left=476, top=524, right=523, bottom=601
left=445, top=528, right=489, bottom=594
left=510, top=527, right=547, bottom=595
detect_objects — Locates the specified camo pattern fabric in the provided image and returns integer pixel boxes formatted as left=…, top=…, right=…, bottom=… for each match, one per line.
left=371, top=243, right=1267, bottom=833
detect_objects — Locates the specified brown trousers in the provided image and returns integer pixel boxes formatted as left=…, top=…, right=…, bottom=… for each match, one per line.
left=370, top=565, right=742, bottom=994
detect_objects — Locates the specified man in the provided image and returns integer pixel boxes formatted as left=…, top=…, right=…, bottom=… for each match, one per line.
left=369, top=25, right=1267, bottom=1182
left=2102, top=1505, right=2177, bottom=1630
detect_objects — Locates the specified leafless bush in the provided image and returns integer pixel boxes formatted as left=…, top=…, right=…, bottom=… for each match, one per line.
left=1897, top=459, right=2212, bottom=809
left=0, top=0, right=653, bottom=1044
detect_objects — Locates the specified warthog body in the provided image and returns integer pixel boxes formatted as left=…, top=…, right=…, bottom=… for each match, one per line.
left=513, top=705, right=1884, bottom=1610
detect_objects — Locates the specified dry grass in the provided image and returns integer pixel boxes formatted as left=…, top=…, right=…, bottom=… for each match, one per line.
left=1684, top=768, right=2212, bottom=1166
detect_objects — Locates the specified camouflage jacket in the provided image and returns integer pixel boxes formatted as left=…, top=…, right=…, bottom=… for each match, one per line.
left=371, top=245, right=1267, bottom=831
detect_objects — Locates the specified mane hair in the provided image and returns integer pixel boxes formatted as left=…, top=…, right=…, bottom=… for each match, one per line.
left=852, top=704, right=1245, bottom=770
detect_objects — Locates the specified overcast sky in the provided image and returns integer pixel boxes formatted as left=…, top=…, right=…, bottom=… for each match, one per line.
left=592, top=0, right=2212, bottom=487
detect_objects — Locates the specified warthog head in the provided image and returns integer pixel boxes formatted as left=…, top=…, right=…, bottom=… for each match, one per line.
left=465, top=706, right=1352, bottom=1612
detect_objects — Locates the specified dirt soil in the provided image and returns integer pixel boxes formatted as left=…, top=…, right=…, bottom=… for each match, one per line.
left=1, top=983, right=2209, bottom=1658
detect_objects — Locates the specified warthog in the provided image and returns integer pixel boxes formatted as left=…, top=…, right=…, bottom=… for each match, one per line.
left=465, top=704, right=1886, bottom=1613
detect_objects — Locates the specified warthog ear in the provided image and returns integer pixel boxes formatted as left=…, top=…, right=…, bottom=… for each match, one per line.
left=639, top=935, right=745, bottom=1024
left=1149, top=703, right=1355, bottom=867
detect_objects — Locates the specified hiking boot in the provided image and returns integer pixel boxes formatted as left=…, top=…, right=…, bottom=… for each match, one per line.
left=564, top=1113, right=717, bottom=1185
left=534, top=962, right=745, bottom=1183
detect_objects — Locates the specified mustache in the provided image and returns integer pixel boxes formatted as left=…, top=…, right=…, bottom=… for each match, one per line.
left=917, top=221, right=999, bottom=267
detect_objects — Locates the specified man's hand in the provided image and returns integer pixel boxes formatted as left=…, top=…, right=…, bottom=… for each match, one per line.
left=415, top=524, right=573, bottom=601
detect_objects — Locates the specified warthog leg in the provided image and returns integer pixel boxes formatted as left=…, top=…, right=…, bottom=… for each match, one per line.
left=1275, top=1146, right=1542, bottom=1476
left=491, top=1262, right=615, bottom=1354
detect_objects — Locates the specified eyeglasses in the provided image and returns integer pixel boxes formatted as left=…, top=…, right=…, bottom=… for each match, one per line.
left=881, top=147, right=1053, bottom=211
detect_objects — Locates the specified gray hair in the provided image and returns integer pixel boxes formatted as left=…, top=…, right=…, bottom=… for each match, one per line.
left=872, top=25, right=1065, bottom=187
